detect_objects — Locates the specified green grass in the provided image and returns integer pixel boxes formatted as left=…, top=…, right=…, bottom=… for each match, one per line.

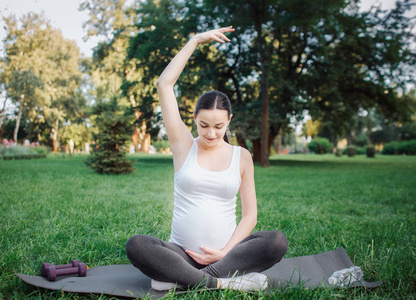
left=1, top=153, right=415, bottom=299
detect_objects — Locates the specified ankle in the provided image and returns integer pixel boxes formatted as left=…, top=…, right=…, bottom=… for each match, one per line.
left=217, top=278, right=222, bottom=289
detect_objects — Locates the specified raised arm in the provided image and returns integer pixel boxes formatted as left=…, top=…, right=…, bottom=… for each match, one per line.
left=156, top=27, right=234, bottom=166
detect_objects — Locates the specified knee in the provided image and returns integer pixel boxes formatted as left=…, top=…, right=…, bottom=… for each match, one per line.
left=125, top=234, right=149, bottom=260
left=268, top=231, right=288, bottom=262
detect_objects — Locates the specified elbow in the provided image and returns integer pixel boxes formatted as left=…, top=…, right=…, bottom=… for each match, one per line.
left=156, top=77, right=171, bottom=89
left=156, top=77, right=163, bottom=88
left=252, top=216, right=258, bottom=228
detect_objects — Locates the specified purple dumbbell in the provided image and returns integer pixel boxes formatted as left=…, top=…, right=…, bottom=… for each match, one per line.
left=42, top=260, right=80, bottom=277
left=46, top=262, right=87, bottom=281
left=41, top=260, right=80, bottom=277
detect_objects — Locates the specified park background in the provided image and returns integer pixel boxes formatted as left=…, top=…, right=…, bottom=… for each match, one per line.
left=1, top=0, right=416, bottom=299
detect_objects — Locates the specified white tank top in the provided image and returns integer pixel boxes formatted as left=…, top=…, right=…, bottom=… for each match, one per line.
left=169, top=139, right=241, bottom=252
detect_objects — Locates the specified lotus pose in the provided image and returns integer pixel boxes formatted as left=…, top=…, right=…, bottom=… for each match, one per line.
left=126, top=26, right=288, bottom=291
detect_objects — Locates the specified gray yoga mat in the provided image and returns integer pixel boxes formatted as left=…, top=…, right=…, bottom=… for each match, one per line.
left=17, top=247, right=383, bottom=298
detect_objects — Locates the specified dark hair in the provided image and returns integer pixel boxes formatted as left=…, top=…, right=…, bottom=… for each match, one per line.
left=194, top=90, right=232, bottom=143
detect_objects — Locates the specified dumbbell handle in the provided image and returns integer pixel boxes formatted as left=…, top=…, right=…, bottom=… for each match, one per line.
left=41, top=260, right=79, bottom=277
left=47, top=263, right=87, bottom=281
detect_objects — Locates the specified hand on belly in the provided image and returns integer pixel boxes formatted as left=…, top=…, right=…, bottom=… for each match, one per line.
left=185, top=246, right=225, bottom=265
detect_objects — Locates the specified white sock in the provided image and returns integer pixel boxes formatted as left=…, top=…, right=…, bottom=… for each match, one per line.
left=151, top=279, right=185, bottom=291
left=220, top=272, right=268, bottom=291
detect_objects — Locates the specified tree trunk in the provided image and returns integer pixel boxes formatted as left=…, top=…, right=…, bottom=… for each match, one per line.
left=52, top=119, right=59, bottom=152
left=236, top=133, right=248, bottom=150
left=0, top=98, right=7, bottom=128
left=132, top=125, right=140, bottom=152
left=141, top=133, right=151, bottom=152
left=13, top=106, right=23, bottom=143
left=269, top=132, right=276, bottom=156
left=346, top=132, right=353, bottom=146
left=252, top=138, right=261, bottom=162
left=276, top=129, right=282, bottom=154
left=254, top=12, right=270, bottom=167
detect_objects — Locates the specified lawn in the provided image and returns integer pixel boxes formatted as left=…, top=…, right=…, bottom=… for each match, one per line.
left=1, top=153, right=415, bottom=299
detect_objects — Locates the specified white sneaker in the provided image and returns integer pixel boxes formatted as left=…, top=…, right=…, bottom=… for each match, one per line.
left=221, top=272, right=268, bottom=291
left=151, top=279, right=185, bottom=291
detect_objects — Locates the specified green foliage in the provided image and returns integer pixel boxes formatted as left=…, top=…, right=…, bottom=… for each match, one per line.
left=0, top=144, right=49, bottom=160
left=381, top=141, right=399, bottom=155
left=346, top=146, right=357, bottom=157
left=85, top=99, right=134, bottom=174
left=1, top=13, right=85, bottom=147
left=335, top=148, right=343, bottom=157
left=366, top=145, right=376, bottom=158
left=307, top=137, right=333, bottom=154
left=398, top=140, right=416, bottom=155
left=356, top=146, right=366, bottom=155
left=80, top=0, right=416, bottom=166
left=382, top=139, right=416, bottom=155
left=152, top=139, right=171, bottom=152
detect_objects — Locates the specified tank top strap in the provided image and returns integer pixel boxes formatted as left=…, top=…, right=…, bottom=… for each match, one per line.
left=230, top=145, right=241, bottom=174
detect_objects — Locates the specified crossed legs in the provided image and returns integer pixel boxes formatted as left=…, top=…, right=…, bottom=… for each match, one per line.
left=125, top=230, right=288, bottom=289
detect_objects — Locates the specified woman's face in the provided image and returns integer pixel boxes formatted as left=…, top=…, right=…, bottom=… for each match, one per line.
left=194, top=109, right=231, bottom=147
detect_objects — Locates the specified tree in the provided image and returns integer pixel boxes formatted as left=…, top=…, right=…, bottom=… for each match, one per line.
left=306, top=0, right=416, bottom=140
left=122, top=0, right=203, bottom=147
left=84, top=96, right=134, bottom=174
left=1, top=13, right=84, bottom=149
left=80, top=0, right=156, bottom=152
left=81, top=0, right=416, bottom=167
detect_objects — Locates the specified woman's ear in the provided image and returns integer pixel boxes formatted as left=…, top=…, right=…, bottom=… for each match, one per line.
left=194, top=114, right=197, bottom=124
left=228, top=114, right=233, bottom=124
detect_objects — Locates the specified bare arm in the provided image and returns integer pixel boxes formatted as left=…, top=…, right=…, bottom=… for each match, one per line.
left=156, top=27, right=234, bottom=169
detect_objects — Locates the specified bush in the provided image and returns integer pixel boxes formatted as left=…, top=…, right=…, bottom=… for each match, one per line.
left=398, top=140, right=416, bottom=155
left=0, top=144, right=49, bottom=160
left=307, top=138, right=333, bottom=154
left=152, top=140, right=171, bottom=152
left=381, top=142, right=398, bottom=155
left=366, top=145, right=376, bottom=158
left=335, top=149, right=343, bottom=157
left=346, top=146, right=357, bottom=157
left=356, top=147, right=366, bottom=155
left=84, top=99, right=134, bottom=174
left=382, top=140, right=416, bottom=155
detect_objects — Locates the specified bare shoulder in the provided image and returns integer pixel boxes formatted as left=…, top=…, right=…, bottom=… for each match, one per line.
left=239, top=147, right=254, bottom=176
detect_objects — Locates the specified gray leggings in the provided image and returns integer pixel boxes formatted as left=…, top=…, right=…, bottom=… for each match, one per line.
left=125, top=231, right=288, bottom=289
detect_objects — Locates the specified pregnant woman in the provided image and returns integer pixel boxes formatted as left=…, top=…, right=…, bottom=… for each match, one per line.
left=126, top=26, right=288, bottom=292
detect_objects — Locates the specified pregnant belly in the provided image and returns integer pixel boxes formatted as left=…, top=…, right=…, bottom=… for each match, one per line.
left=170, top=205, right=236, bottom=253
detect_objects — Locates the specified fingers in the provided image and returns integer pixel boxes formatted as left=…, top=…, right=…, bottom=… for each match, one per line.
left=213, top=26, right=235, bottom=43
left=218, top=26, right=235, bottom=33
left=186, top=250, right=207, bottom=265
left=199, top=246, right=213, bottom=254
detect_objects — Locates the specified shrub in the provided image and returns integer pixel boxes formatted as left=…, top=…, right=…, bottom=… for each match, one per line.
left=366, top=145, right=376, bottom=158
left=346, top=146, right=357, bottom=157
left=398, top=140, right=416, bottom=155
left=152, top=140, right=171, bottom=152
left=381, top=142, right=398, bottom=155
left=84, top=99, right=134, bottom=174
left=0, top=144, right=49, bottom=160
left=356, top=146, right=366, bottom=155
left=307, top=138, right=333, bottom=154
left=335, top=149, right=343, bottom=156
left=382, top=140, right=416, bottom=155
